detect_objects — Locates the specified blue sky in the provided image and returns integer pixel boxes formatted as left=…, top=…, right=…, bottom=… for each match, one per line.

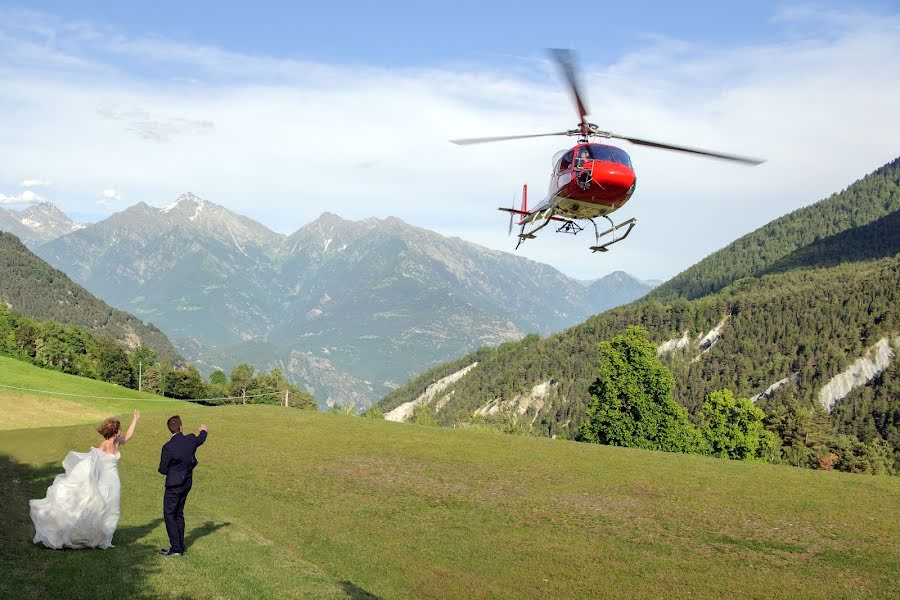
left=8, top=1, right=782, bottom=65
left=1, top=1, right=899, bottom=280
left=12, top=1, right=897, bottom=68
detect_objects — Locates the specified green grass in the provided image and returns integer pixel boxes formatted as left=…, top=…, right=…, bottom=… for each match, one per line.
left=1, top=385, right=898, bottom=599
left=0, top=356, right=189, bottom=429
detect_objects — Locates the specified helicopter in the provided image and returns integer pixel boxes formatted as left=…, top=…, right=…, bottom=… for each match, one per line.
left=450, top=49, right=765, bottom=252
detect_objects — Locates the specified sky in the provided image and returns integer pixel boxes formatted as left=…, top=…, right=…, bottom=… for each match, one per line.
left=1, top=1, right=899, bottom=281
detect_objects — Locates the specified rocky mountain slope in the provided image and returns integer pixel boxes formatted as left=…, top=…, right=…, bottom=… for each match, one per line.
left=34, top=195, right=654, bottom=406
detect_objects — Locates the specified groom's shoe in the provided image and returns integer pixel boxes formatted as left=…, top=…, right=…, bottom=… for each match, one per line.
left=160, top=548, right=181, bottom=557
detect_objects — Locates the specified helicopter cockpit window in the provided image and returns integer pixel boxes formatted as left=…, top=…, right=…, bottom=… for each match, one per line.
left=588, top=144, right=633, bottom=168
left=557, top=150, right=573, bottom=173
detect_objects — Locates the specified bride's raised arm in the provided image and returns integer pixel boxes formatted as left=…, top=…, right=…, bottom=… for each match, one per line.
left=117, top=410, right=140, bottom=446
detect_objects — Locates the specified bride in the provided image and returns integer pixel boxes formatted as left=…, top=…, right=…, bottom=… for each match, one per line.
left=30, top=410, right=140, bottom=549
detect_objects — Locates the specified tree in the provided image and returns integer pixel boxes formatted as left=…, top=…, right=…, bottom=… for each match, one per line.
left=411, top=403, right=437, bottom=426
left=94, top=337, right=134, bottom=387
left=131, top=345, right=157, bottom=371
left=158, top=355, right=173, bottom=397
left=579, top=326, right=701, bottom=453
left=290, top=389, right=318, bottom=410
left=828, top=435, right=896, bottom=476
left=204, top=370, right=229, bottom=404
left=35, top=335, right=72, bottom=372
left=229, top=363, right=257, bottom=399
left=209, top=370, right=227, bottom=386
left=130, top=345, right=157, bottom=391
left=141, top=364, right=162, bottom=395
left=698, top=389, right=779, bottom=461
left=363, top=406, right=384, bottom=419
left=14, top=321, right=38, bottom=358
left=167, top=365, right=205, bottom=400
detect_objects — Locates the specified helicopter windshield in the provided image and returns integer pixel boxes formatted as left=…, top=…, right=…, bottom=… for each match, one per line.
left=586, top=144, right=633, bottom=168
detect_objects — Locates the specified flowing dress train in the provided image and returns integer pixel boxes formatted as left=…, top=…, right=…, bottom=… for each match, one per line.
left=29, top=448, right=122, bottom=549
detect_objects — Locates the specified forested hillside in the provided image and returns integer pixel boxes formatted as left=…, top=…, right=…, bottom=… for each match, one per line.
left=379, top=255, right=899, bottom=421
left=376, top=157, right=900, bottom=473
left=0, top=232, right=179, bottom=360
left=648, top=157, right=900, bottom=301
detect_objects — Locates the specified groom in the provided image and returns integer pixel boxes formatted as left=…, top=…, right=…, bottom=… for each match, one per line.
left=158, top=415, right=208, bottom=557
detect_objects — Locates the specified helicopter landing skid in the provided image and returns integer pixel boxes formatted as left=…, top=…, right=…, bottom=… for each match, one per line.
left=515, top=212, right=555, bottom=249
left=589, top=216, right=637, bottom=253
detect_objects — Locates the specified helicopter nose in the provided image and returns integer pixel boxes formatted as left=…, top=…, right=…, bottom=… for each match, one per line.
left=594, top=164, right=636, bottom=194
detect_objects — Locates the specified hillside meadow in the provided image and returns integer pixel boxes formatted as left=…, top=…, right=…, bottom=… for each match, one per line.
left=1, top=363, right=898, bottom=599
left=0, top=356, right=186, bottom=430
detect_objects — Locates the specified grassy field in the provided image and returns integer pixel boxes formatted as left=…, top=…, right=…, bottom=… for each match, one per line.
left=0, top=356, right=189, bottom=430
left=1, top=362, right=899, bottom=599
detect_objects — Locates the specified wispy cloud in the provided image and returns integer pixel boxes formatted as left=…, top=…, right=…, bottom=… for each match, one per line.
left=96, top=105, right=214, bottom=142
left=0, top=190, right=44, bottom=205
left=20, top=179, right=51, bottom=188
left=0, top=8, right=898, bottom=280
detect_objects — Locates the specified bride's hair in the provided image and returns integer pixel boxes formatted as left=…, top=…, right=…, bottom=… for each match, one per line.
left=98, top=418, right=121, bottom=439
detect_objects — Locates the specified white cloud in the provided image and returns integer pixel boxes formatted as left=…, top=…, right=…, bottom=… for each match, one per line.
left=0, top=9, right=898, bottom=281
left=97, top=188, right=122, bottom=209
left=0, top=190, right=43, bottom=205
left=20, top=178, right=51, bottom=188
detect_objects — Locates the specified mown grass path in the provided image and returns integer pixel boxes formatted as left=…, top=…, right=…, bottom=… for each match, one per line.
left=1, top=398, right=898, bottom=599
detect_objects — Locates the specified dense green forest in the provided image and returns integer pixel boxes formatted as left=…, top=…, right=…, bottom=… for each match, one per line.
left=377, top=157, right=900, bottom=474
left=648, top=156, right=900, bottom=300
left=0, top=232, right=179, bottom=360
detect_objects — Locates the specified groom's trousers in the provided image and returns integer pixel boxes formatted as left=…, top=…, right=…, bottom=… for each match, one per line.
left=163, top=477, right=193, bottom=553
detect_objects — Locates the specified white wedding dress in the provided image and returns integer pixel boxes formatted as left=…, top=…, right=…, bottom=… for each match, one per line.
left=30, top=447, right=122, bottom=549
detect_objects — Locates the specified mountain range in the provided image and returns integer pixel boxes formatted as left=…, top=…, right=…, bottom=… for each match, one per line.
left=18, top=194, right=655, bottom=407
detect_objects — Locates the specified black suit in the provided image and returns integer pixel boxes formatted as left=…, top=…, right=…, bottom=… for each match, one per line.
left=158, top=430, right=207, bottom=553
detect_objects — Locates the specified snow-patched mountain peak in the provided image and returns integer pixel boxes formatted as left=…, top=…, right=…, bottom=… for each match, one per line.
left=161, top=192, right=204, bottom=214
left=11, top=202, right=83, bottom=241
left=153, top=193, right=283, bottom=256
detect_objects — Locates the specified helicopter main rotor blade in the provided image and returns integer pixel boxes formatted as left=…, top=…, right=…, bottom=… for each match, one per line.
left=450, top=131, right=570, bottom=146
left=548, top=48, right=589, bottom=128
left=610, top=132, right=766, bottom=165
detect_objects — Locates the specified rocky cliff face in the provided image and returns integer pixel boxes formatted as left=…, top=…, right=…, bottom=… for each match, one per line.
left=818, top=335, right=899, bottom=412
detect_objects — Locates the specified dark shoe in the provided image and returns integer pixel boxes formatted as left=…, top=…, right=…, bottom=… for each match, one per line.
left=160, top=549, right=181, bottom=557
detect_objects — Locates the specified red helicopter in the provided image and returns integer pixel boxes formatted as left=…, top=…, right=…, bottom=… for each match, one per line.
left=450, top=49, right=765, bottom=252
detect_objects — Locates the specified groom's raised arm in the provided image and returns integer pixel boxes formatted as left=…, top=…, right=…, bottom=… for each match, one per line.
left=195, top=424, right=208, bottom=447
left=158, top=444, right=172, bottom=475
